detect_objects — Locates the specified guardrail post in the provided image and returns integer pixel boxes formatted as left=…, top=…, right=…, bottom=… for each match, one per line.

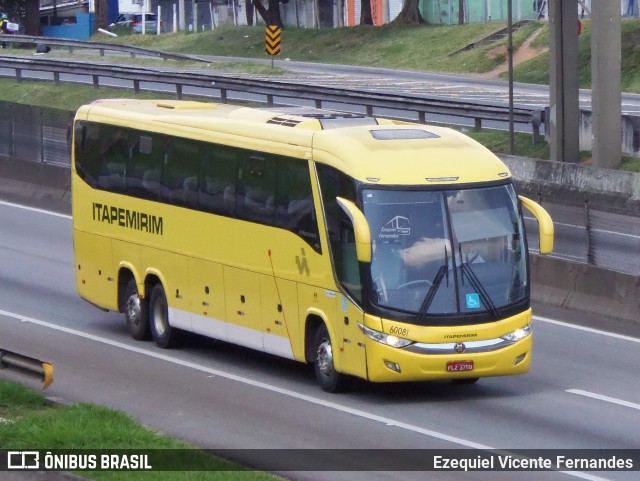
left=16, top=68, right=22, bottom=83
left=315, top=99, right=322, bottom=109
left=220, top=88, right=227, bottom=103
left=9, top=103, right=15, bottom=159
left=134, top=79, right=140, bottom=93
left=419, top=111, right=426, bottom=124
left=68, top=46, right=73, bottom=54
left=176, top=84, right=183, bottom=100
left=474, top=118, right=482, bottom=131
left=93, top=75, right=99, bottom=88
left=99, top=48, right=104, bottom=57
left=585, top=199, right=594, bottom=265
left=531, top=110, right=543, bottom=144
left=53, top=72, right=60, bottom=85
left=267, top=94, right=274, bottom=107
left=366, top=105, right=373, bottom=116
left=39, top=108, right=44, bottom=163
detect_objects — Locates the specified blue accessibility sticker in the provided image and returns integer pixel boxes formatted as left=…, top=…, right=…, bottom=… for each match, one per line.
left=466, top=293, right=481, bottom=309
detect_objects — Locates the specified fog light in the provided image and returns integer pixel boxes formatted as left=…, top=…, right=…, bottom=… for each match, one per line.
left=384, top=360, right=401, bottom=373
left=513, top=353, right=527, bottom=366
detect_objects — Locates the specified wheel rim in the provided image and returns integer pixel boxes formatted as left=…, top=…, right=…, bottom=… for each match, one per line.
left=316, top=338, right=334, bottom=379
left=126, top=294, right=141, bottom=326
left=153, top=297, right=167, bottom=336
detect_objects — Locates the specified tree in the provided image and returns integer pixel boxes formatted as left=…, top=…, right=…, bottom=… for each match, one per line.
left=94, top=0, right=109, bottom=32
left=360, top=0, right=373, bottom=25
left=246, top=0, right=255, bottom=26
left=392, top=0, right=425, bottom=25
left=253, top=0, right=284, bottom=27
left=458, top=0, right=465, bottom=24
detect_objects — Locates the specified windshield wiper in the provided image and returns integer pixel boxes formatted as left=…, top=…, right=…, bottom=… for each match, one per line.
left=460, top=261, right=499, bottom=319
left=416, top=246, right=448, bottom=322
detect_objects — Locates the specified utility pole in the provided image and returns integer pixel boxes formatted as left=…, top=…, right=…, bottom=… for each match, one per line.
left=591, top=1, right=621, bottom=169
left=507, top=0, right=514, bottom=155
left=548, top=0, right=579, bottom=163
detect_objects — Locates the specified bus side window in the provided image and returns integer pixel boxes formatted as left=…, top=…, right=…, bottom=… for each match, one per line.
left=74, top=121, right=101, bottom=188
left=162, top=138, right=200, bottom=209
left=276, top=158, right=321, bottom=253
left=126, top=133, right=165, bottom=201
left=199, top=145, right=238, bottom=217
left=237, top=153, right=276, bottom=224
left=317, top=164, right=361, bottom=303
left=98, top=126, right=128, bottom=193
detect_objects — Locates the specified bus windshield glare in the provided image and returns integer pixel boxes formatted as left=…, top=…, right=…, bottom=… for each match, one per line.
left=362, top=184, right=528, bottom=323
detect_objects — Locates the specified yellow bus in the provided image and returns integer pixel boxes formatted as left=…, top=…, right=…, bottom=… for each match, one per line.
left=72, top=99, right=553, bottom=392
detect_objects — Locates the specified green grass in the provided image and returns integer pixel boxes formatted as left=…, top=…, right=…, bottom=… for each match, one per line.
left=0, top=380, right=279, bottom=480
left=511, top=20, right=640, bottom=92
left=95, top=22, right=544, bottom=74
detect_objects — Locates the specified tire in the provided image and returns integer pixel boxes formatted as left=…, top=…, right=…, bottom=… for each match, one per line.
left=123, top=278, right=150, bottom=341
left=149, top=283, right=178, bottom=349
left=313, top=324, right=348, bottom=393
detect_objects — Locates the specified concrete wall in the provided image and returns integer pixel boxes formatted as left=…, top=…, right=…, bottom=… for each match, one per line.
left=500, top=154, right=640, bottom=216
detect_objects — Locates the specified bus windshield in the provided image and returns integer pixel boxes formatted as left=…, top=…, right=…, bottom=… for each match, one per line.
left=362, top=184, right=528, bottom=323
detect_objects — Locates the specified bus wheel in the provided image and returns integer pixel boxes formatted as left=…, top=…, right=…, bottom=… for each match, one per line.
left=313, top=324, right=347, bottom=393
left=149, top=284, right=176, bottom=349
left=124, top=278, right=150, bottom=341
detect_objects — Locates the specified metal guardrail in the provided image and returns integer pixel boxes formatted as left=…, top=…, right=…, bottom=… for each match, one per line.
left=0, top=348, right=54, bottom=389
left=0, top=54, right=545, bottom=137
left=0, top=34, right=207, bottom=63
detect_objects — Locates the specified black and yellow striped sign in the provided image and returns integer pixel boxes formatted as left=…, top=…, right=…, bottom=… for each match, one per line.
left=265, top=25, right=282, bottom=56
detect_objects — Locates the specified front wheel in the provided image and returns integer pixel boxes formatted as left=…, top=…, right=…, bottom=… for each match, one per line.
left=313, top=324, right=348, bottom=393
left=149, top=284, right=178, bottom=349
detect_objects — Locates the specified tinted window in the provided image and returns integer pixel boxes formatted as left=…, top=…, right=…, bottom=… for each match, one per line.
left=199, top=144, right=238, bottom=216
left=237, top=152, right=276, bottom=224
left=73, top=121, right=321, bottom=250
left=163, top=138, right=201, bottom=208
left=126, top=133, right=164, bottom=200
left=317, top=164, right=360, bottom=302
left=277, top=159, right=320, bottom=252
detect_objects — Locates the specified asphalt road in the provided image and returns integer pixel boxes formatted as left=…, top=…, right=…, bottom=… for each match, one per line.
left=1, top=200, right=639, bottom=481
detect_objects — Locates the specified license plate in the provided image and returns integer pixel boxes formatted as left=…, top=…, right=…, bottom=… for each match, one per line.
left=447, top=360, right=474, bottom=372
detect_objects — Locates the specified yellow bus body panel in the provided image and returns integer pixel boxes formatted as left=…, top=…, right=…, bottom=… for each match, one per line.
left=72, top=99, right=547, bottom=384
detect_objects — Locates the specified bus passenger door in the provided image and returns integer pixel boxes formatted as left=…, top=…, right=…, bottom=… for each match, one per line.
left=336, top=294, right=367, bottom=379
left=259, top=275, right=300, bottom=360
left=224, top=266, right=263, bottom=351
left=189, top=258, right=226, bottom=341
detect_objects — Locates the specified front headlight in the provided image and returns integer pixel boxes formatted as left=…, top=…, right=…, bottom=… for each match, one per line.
left=500, top=324, right=532, bottom=343
left=358, top=324, right=414, bottom=348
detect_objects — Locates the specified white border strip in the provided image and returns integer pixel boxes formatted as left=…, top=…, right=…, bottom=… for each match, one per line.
left=567, top=389, right=640, bottom=412
left=534, top=315, right=640, bottom=344
left=0, top=200, right=71, bottom=219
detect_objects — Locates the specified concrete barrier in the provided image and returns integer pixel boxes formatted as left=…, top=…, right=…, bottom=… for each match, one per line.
left=0, top=156, right=71, bottom=213
left=531, top=255, right=640, bottom=326
left=500, top=154, right=640, bottom=216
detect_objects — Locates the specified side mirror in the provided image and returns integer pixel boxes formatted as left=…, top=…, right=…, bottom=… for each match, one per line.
left=519, top=196, right=554, bottom=255
left=336, top=197, right=371, bottom=263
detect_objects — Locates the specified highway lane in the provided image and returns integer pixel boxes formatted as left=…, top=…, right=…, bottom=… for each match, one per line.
left=1, top=200, right=639, bottom=481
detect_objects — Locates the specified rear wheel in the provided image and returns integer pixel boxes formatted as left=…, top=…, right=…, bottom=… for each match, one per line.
left=123, top=278, right=150, bottom=341
left=313, top=324, right=348, bottom=393
left=149, top=284, right=178, bottom=349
